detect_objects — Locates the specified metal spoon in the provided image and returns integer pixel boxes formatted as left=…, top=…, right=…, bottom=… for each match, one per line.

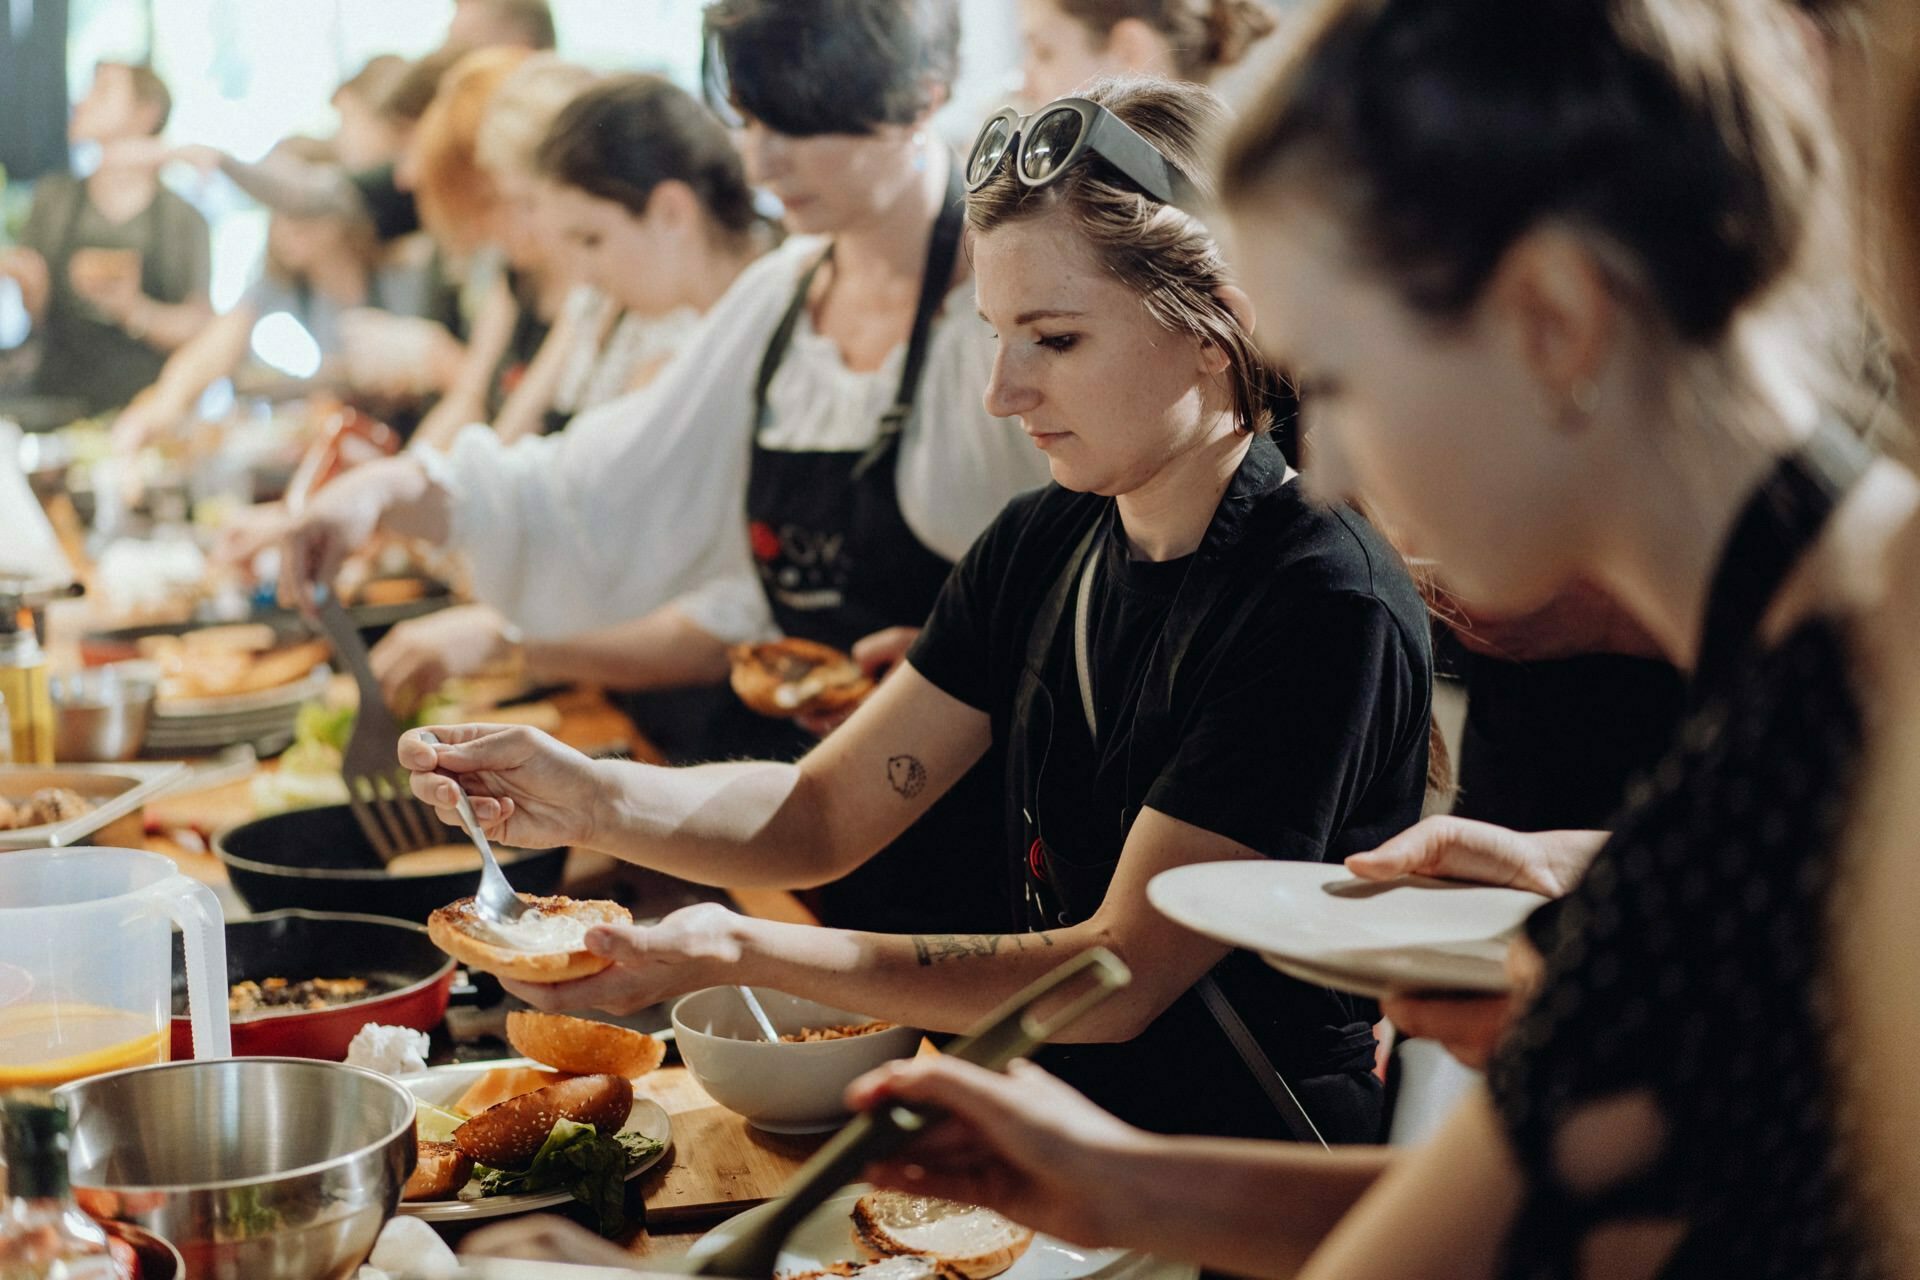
left=417, top=730, right=528, bottom=924
left=735, top=986, right=782, bottom=1043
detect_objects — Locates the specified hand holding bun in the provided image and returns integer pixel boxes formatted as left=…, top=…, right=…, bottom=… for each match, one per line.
left=729, top=638, right=874, bottom=718
left=426, top=894, right=632, bottom=984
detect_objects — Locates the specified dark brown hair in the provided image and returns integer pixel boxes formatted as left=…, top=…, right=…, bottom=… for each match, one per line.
left=535, top=73, right=760, bottom=240
left=1220, top=0, right=1836, bottom=348
left=1055, top=0, right=1276, bottom=79
left=702, top=0, right=960, bottom=137
left=968, top=76, right=1281, bottom=437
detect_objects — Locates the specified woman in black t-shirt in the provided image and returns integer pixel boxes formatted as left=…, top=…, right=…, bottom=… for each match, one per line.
left=399, top=77, right=1433, bottom=1144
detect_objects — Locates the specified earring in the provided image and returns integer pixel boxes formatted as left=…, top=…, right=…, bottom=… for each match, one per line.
left=1559, top=378, right=1605, bottom=422
left=912, top=129, right=929, bottom=173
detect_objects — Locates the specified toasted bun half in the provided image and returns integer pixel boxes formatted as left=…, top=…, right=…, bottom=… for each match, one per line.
left=426, top=895, right=632, bottom=984
left=853, top=1192, right=1034, bottom=1280
left=506, top=1011, right=666, bottom=1078
left=453, top=1065, right=574, bottom=1116
left=453, top=1073, right=635, bottom=1171
left=402, top=1140, right=474, bottom=1201
left=729, top=639, right=874, bottom=719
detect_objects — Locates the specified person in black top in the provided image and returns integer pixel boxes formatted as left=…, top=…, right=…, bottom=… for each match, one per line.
left=400, top=76, right=1433, bottom=1145
left=757, top=3, right=1914, bottom=1279
left=0, top=62, right=211, bottom=414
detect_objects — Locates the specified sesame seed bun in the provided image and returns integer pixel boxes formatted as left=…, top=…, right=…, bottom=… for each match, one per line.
left=453, top=1073, right=635, bottom=1171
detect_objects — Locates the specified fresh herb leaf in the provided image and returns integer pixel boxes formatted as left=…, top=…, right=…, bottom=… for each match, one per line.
left=470, top=1119, right=664, bottom=1236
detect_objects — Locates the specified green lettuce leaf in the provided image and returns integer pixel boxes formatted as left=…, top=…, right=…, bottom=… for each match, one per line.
left=470, top=1119, right=664, bottom=1237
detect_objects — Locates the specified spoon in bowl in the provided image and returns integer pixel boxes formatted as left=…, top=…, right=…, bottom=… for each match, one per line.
left=735, top=986, right=782, bottom=1043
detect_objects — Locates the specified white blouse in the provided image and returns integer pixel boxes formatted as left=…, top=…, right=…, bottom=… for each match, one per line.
left=419, top=235, right=1050, bottom=643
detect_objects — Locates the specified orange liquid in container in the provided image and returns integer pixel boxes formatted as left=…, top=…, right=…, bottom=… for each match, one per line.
left=0, top=1004, right=167, bottom=1088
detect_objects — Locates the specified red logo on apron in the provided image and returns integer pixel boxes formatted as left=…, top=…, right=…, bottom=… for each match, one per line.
left=749, top=521, right=781, bottom=562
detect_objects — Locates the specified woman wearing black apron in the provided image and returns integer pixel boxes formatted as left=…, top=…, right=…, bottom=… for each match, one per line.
left=732, top=161, right=1015, bottom=935
left=274, top=7, right=1046, bottom=871
left=404, top=77, right=1434, bottom=1145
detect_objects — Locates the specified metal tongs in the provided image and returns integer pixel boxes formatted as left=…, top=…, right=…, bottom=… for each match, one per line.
left=689, top=948, right=1132, bottom=1279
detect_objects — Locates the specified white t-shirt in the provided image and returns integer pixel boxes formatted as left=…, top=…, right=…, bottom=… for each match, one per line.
left=419, top=235, right=1050, bottom=643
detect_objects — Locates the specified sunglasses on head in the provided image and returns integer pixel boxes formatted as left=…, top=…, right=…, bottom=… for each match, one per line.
left=966, top=97, right=1198, bottom=208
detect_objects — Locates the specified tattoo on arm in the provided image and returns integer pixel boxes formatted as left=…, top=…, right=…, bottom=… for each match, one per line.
left=886, top=754, right=928, bottom=799
left=911, top=932, right=1056, bottom=967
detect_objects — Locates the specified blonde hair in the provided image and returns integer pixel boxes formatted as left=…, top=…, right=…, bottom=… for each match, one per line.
left=409, top=46, right=531, bottom=248
left=473, top=54, right=598, bottom=178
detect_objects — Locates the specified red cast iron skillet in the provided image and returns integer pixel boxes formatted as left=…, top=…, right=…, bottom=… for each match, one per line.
left=171, top=910, right=454, bottom=1061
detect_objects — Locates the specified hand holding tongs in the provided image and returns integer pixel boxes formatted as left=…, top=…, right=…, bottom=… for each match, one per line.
left=689, top=948, right=1132, bottom=1279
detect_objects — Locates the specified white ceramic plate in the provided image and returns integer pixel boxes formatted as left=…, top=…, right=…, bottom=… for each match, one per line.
left=395, top=1058, right=672, bottom=1222
left=1148, top=861, right=1548, bottom=998
left=691, top=1185, right=1197, bottom=1280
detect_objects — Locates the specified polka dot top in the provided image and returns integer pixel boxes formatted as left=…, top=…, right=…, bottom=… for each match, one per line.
left=1488, top=426, right=1888, bottom=1280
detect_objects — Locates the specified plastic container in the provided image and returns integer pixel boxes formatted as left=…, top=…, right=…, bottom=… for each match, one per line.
left=0, top=848, right=230, bottom=1089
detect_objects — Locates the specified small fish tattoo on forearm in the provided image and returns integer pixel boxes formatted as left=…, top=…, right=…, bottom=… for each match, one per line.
left=887, top=754, right=928, bottom=799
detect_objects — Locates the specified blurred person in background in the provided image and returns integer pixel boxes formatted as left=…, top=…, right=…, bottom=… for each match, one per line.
left=358, top=72, right=773, bottom=712
left=0, top=61, right=211, bottom=414
left=447, top=0, right=557, bottom=52
left=402, top=51, right=596, bottom=448
left=1019, top=0, right=1276, bottom=103
left=106, top=137, right=428, bottom=452
left=273, top=0, right=1049, bottom=936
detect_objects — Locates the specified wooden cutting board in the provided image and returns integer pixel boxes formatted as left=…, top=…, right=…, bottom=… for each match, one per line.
left=631, top=1067, right=825, bottom=1228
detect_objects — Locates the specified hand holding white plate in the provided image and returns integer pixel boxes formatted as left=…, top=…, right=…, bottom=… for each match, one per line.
left=1148, top=861, right=1548, bottom=998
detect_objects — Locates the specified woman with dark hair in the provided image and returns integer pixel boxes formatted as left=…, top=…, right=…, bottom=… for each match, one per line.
left=1020, top=0, right=1277, bottom=103
left=402, top=75, right=1433, bottom=1146
left=746, top=1, right=1906, bottom=1277
left=361, top=73, right=766, bottom=706
left=278, top=0, right=1048, bottom=936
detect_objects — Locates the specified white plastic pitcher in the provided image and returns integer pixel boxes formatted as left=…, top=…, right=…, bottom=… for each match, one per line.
left=0, top=847, right=230, bottom=1087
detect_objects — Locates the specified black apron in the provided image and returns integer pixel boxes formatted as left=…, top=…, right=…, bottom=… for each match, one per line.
left=736, top=166, right=1008, bottom=935
left=1009, top=436, right=1383, bottom=1143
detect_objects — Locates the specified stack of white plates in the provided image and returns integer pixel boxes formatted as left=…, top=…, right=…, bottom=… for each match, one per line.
left=145, top=666, right=330, bottom=756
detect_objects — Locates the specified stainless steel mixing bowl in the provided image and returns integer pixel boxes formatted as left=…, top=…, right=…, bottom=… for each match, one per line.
left=58, top=1057, right=417, bottom=1280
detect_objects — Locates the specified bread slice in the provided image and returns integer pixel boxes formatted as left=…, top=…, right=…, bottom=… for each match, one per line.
left=402, top=1140, right=474, bottom=1201
left=506, top=1011, right=666, bottom=1078
left=426, top=894, right=631, bottom=984
left=453, top=1073, right=634, bottom=1170
left=852, top=1192, right=1034, bottom=1279
left=729, top=638, right=874, bottom=718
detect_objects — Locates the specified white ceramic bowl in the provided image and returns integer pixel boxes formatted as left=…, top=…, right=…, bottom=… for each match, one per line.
left=671, top=987, right=921, bottom=1134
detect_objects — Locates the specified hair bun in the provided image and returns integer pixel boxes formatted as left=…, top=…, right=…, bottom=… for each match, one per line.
left=1202, top=0, right=1278, bottom=68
